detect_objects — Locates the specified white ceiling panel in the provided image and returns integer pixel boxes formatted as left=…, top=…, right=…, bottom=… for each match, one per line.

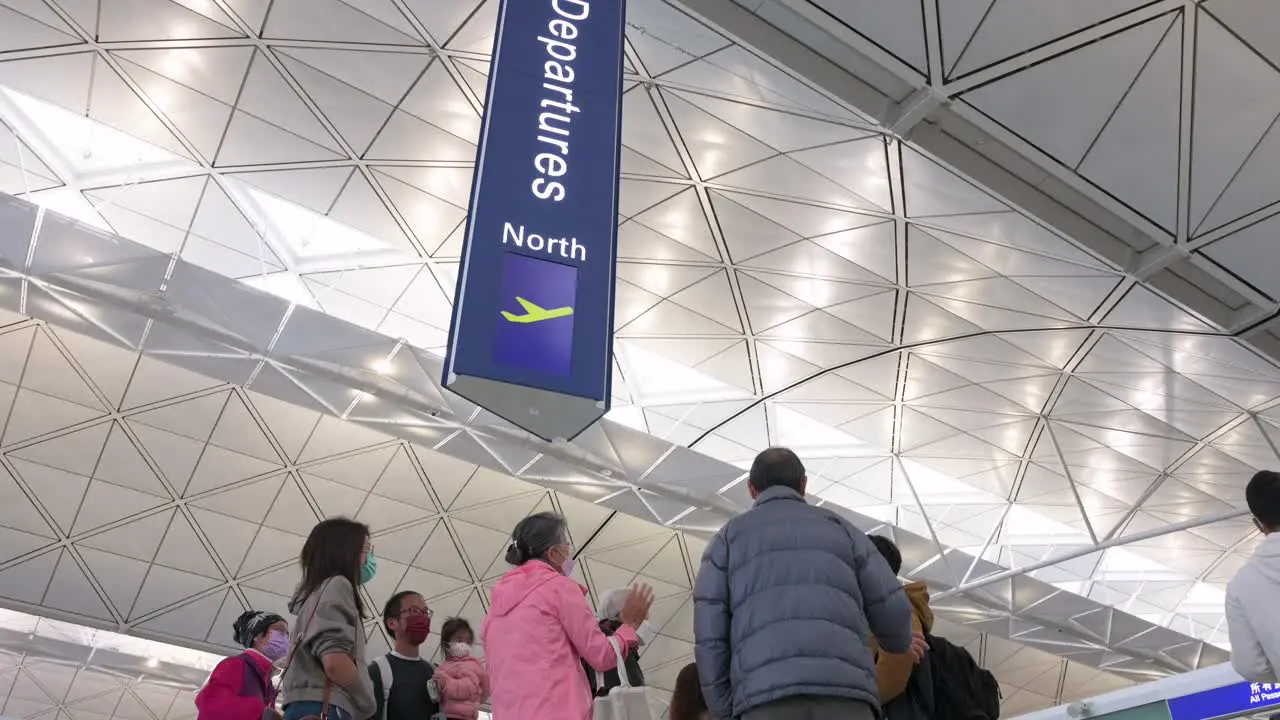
left=3, top=0, right=1279, bottom=714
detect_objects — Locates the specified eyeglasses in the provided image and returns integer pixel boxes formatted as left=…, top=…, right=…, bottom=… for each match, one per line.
left=400, top=607, right=433, bottom=619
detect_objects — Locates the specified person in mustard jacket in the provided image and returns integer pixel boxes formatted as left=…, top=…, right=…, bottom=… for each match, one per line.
left=869, top=535, right=933, bottom=703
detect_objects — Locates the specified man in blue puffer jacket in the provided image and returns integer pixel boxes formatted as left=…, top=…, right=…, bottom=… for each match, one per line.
left=694, top=448, right=919, bottom=720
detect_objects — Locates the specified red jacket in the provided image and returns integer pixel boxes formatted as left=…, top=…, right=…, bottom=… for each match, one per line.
left=436, top=654, right=489, bottom=719
left=196, top=651, right=275, bottom=720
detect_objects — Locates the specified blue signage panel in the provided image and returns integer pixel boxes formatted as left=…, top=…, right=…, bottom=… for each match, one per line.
left=1167, top=681, right=1280, bottom=720
left=443, top=0, right=625, bottom=441
left=494, top=253, right=579, bottom=377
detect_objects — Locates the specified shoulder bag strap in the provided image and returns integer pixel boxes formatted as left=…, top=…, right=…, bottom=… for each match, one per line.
left=319, top=676, right=333, bottom=720
left=273, top=578, right=333, bottom=697
left=609, top=635, right=631, bottom=689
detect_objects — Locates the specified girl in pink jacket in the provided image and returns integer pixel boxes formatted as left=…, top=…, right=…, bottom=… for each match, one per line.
left=482, top=513, right=654, bottom=720
left=435, top=617, right=489, bottom=720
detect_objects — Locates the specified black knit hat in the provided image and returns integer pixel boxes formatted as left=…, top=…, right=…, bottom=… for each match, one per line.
left=233, top=610, right=285, bottom=649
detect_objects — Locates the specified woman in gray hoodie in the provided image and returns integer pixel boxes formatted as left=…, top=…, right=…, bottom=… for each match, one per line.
left=281, top=518, right=378, bottom=720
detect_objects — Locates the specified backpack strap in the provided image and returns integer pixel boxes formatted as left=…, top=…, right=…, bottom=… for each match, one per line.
left=374, top=654, right=394, bottom=720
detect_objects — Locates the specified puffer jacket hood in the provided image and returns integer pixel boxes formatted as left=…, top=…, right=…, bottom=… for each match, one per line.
left=904, top=581, right=933, bottom=633
left=1226, top=532, right=1280, bottom=683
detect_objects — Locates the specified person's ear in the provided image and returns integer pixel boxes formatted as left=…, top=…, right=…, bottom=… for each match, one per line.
left=747, top=481, right=759, bottom=500
left=1257, top=517, right=1270, bottom=535
left=800, top=475, right=808, bottom=495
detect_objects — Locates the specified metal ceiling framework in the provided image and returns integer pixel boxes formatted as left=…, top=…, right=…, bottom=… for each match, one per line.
left=0, top=608, right=217, bottom=720
left=0, top=304, right=1143, bottom=717
left=681, top=0, right=1280, bottom=331
left=0, top=0, right=1279, bottom=714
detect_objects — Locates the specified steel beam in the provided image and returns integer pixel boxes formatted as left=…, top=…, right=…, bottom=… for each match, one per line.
left=933, top=506, right=1250, bottom=600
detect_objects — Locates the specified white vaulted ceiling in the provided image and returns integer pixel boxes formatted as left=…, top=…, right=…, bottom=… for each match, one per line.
left=0, top=315, right=1135, bottom=718
left=0, top=607, right=220, bottom=720
left=0, top=0, right=1279, bottom=715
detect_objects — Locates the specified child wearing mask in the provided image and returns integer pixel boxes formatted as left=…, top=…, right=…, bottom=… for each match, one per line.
left=196, top=610, right=290, bottom=720
left=434, top=618, right=489, bottom=720
left=369, top=591, right=442, bottom=720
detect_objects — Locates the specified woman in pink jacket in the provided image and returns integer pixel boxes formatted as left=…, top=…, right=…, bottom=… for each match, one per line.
left=482, top=512, right=654, bottom=720
left=435, top=617, right=488, bottom=720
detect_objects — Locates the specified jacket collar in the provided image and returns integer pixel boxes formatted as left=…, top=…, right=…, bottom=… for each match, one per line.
left=752, top=485, right=805, bottom=506
left=240, top=649, right=274, bottom=672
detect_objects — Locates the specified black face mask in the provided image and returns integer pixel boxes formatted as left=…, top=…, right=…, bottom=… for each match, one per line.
left=600, top=618, right=622, bottom=634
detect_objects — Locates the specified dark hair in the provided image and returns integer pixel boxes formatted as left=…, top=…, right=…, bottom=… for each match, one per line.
left=383, top=591, right=422, bottom=636
left=504, top=512, right=569, bottom=565
left=440, top=617, right=474, bottom=648
left=1247, top=470, right=1280, bottom=530
left=748, top=447, right=806, bottom=493
left=232, top=610, right=284, bottom=649
left=291, top=517, right=369, bottom=619
left=669, top=662, right=707, bottom=720
left=870, top=534, right=903, bottom=575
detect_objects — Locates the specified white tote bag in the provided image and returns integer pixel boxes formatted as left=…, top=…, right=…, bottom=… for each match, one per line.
left=592, top=636, right=655, bottom=720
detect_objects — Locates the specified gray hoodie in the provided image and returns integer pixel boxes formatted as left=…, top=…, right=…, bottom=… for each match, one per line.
left=282, top=576, right=377, bottom=718
left=1227, top=533, right=1280, bottom=683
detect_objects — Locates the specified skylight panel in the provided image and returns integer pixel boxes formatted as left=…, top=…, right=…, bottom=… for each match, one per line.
left=1002, top=505, right=1093, bottom=545
left=240, top=272, right=320, bottom=308
left=1096, top=547, right=1187, bottom=582
left=773, top=405, right=875, bottom=456
left=0, top=607, right=222, bottom=671
left=240, top=186, right=390, bottom=261
left=900, top=458, right=1007, bottom=505
left=223, top=179, right=419, bottom=273
left=0, top=86, right=194, bottom=181
left=604, top=405, right=648, bottom=432
left=27, top=187, right=111, bottom=232
left=618, top=343, right=751, bottom=406
left=1176, top=582, right=1227, bottom=614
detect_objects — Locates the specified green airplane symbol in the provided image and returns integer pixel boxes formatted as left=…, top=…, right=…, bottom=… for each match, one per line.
left=501, top=296, right=574, bottom=324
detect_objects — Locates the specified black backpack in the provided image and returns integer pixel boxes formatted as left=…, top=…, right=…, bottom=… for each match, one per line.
left=925, top=633, right=1001, bottom=720
left=882, top=648, right=935, bottom=720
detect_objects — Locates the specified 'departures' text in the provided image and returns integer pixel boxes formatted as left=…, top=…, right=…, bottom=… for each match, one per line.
left=531, top=0, right=591, bottom=203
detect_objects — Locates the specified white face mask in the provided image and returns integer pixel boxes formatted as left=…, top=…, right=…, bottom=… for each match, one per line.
left=447, top=642, right=471, bottom=657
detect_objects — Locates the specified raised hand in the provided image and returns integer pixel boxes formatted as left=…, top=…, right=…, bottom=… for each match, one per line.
left=619, top=583, right=655, bottom=627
